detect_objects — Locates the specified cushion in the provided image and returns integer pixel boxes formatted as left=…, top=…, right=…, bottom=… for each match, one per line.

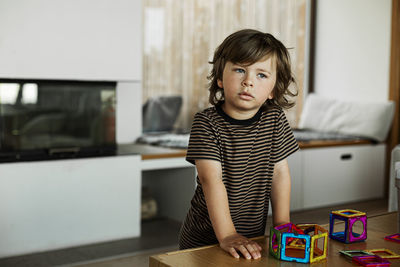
left=142, top=96, right=182, bottom=133
left=298, top=94, right=395, bottom=142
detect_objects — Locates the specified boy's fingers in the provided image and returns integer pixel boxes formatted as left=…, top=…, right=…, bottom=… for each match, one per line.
left=246, top=244, right=261, bottom=259
left=221, top=236, right=263, bottom=259
left=228, top=247, right=240, bottom=259
left=237, top=245, right=251, bottom=259
left=254, top=242, right=262, bottom=251
left=249, top=240, right=262, bottom=251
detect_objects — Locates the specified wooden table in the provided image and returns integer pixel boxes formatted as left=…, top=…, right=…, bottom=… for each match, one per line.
left=129, top=139, right=373, bottom=160
left=150, top=212, right=400, bottom=267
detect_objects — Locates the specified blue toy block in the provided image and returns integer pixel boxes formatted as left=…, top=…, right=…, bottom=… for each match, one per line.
left=280, top=232, right=311, bottom=263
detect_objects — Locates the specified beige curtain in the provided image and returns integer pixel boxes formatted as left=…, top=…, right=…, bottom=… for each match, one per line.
left=143, top=0, right=306, bottom=131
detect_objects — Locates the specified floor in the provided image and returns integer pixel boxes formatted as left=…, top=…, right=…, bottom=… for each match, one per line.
left=0, top=198, right=389, bottom=267
left=0, top=218, right=181, bottom=267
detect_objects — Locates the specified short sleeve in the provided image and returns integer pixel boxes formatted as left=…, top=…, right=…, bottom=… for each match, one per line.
left=185, top=112, right=221, bottom=164
left=271, top=110, right=299, bottom=163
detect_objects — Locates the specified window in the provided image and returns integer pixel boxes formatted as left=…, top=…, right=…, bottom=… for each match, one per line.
left=0, top=83, right=20, bottom=104
left=143, top=0, right=307, bottom=131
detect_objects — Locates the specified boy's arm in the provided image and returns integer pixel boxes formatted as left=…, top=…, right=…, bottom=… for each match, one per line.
left=271, top=159, right=291, bottom=226
left=195, top=159, right=261, bottom=259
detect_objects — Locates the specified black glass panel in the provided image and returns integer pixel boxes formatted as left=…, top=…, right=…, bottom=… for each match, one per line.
left=0, top=79, right=116, bottom=162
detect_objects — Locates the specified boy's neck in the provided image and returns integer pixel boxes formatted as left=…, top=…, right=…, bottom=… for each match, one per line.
left=221, top=102, right=260, bottom=120
left=216, top=103, right=262, bottom=126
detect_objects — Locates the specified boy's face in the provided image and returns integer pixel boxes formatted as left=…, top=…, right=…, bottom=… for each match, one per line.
left=217, top=56, right=277, bottom=120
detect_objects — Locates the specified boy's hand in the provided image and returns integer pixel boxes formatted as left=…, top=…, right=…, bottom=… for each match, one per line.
left=219, top=233, right=262, bottom=259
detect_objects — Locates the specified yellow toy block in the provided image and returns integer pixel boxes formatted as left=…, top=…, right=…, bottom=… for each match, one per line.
left=297, top=224, right=328, bottom=263
left=331, top=209, right=366, bottom=218
left=364, top=248, right=400, bottom=259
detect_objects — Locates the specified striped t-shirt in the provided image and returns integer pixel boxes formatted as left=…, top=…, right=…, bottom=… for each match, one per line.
left=178, top=104, right=299, bottom=249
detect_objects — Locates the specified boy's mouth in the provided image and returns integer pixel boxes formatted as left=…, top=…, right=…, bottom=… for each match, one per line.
left=239, top=92, right=254, bottom=100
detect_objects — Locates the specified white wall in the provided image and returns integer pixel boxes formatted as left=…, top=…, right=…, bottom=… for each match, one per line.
left=313, top=0, right=391, bottom=101
left=0, top=0, right=143, bottom=257
left=0, top=0, right=141, bottom=81
left=117, top=82, right=142, bottom=142
left=0, top=0, right=142, bottom=142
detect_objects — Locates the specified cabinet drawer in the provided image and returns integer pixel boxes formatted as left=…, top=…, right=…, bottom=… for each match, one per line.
left=302, top=144, right=385, bottom=209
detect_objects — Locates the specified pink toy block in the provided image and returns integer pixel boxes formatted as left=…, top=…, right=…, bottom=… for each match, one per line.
left=384, top=233, right=400, bottom=243
left=352, top=255, right=391, bottom=266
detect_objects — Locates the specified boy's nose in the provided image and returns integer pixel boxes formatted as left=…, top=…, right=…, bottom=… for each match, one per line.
left=242, top=76, right=253, bottom=87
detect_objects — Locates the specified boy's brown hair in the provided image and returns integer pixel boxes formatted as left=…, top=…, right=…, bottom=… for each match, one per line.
left=208, top=29, right=297, bottom=110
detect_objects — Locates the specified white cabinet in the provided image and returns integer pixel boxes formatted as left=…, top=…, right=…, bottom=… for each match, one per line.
left=290, top=144, right=386, bottom=211
left=0, top=155, right=141, bottom=258
left=287, top=151, right=303, bottom=211
left=141, top=157, right=196, bottom=222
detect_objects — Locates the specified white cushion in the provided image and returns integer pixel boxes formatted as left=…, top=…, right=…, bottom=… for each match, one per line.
left=298, top=94, right=395, bottom=142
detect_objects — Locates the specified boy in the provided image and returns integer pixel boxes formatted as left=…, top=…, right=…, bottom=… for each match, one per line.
left=178, top=29, right=299, bottom=259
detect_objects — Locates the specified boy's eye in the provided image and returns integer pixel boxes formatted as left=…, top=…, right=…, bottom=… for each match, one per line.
left=234, top=68, right=245, bottom=73
left=257, top=73, right=268, bottom=78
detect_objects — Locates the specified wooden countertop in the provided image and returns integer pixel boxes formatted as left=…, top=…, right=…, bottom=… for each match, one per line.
left=135, top=139, right=373, bottom=160
left=149, top=212, right=400, bottom=267
left=129, top=144, right=186, bottom=160
left=297, top=139, right=372, bottom=149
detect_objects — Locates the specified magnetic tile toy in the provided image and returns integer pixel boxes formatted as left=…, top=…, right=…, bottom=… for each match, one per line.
left=329, top=209, right=367, bottom=243
left=339, top=250, right=374, bottom=260
left=352, top=255, right=391, bottom=267
left=269, top=223, right=328, bottom=263
left=364, top=248, right=400, bottom=259
left=384, top=233, right=400, bottom=243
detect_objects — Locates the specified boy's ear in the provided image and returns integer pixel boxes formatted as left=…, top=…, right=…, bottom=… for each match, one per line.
left=217, top=79, right=223, bottom=88
left=268, top=91, right=274, bottom=99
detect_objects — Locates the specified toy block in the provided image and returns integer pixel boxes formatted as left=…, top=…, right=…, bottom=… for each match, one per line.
left=384, top=233, right=400, bottom=243
left=329, top=209, right=367, bottom=243
left=297, top=224, right=328, bottom=263
left=280, top=232, right=310, bottom=263
left=352, top=255, right=391, bottom=267
left=364, top=248, right=400, bottom=259
left=339, top=250, right=374, bottom=260
left=269, top=223, right=328, bottom=263
left=269, top=227, right=283, bottom=259
left=269, top=223, right=304, bottom=260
